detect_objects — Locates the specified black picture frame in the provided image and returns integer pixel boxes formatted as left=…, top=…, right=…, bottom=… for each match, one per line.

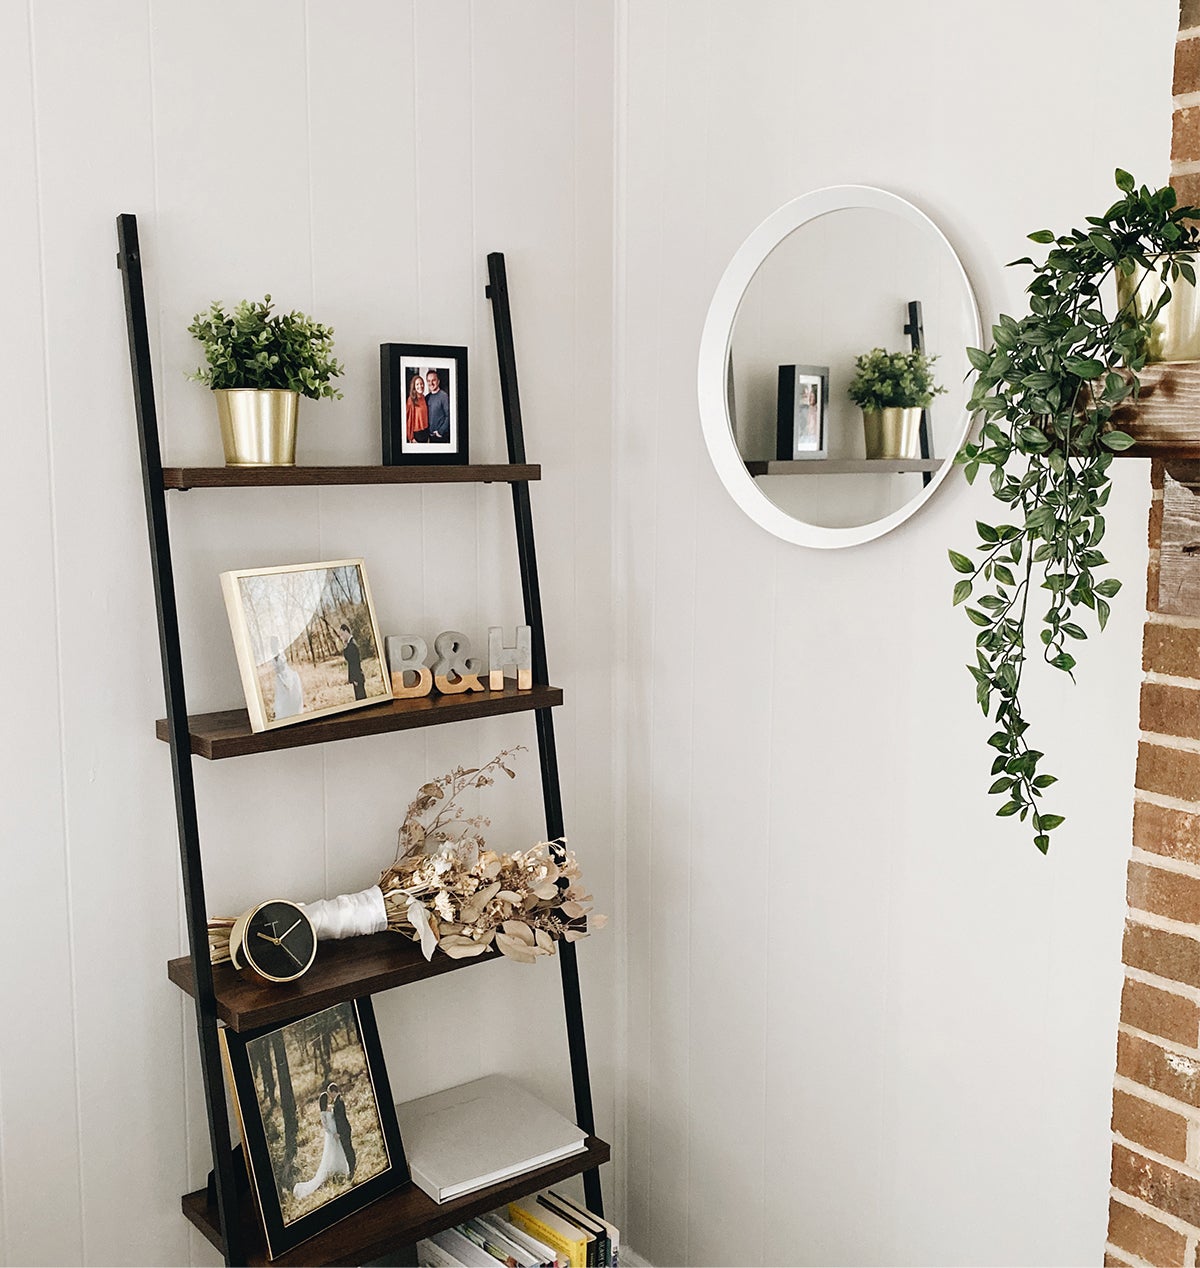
left=776, top=364, right=829, bottom=461
left=381, top=343, right=469, bottom=465
left=221, top=998, right=409, bottom=1260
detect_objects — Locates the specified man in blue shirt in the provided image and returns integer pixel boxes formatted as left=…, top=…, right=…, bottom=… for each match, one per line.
left=425, top=368, right=451, bottom=443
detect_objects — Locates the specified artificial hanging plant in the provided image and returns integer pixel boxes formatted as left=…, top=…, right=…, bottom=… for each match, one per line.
left=951, top=170, right=1200, bottom=852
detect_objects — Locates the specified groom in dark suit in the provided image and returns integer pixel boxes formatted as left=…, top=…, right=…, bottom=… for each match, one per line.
left=328, top=1082, right=356, bottom=1179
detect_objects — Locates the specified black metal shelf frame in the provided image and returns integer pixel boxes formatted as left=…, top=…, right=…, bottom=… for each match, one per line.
left=117, top=219, right=601, bottom=1266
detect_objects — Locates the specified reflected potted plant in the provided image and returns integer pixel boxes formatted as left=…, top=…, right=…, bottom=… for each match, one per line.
left=951, top=170, right=1200, bottom=851
left=847, top=346, right=944, bottom=459
left=188, top=295, right=344, bottom=466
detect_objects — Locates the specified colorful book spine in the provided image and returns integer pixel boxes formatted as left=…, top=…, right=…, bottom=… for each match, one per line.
left=508, top=1200, right=588, bottom=1268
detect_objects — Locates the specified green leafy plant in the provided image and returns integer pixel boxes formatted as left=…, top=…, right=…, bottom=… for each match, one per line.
left=188, top=295, right=344, bottom=400
left=847, top=346, right=945, bottom=411
left=952, top=170, right=1200, bottom=852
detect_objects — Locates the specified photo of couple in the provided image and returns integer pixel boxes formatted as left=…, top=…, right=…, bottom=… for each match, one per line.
left=221, top=559, right=391, bottom=733
left=244, top=1002, right=391, bottom=1225
left=403, top=364, right=452, bottom=446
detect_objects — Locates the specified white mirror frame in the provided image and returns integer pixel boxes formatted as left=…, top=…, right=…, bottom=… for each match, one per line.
left=697, top=185, right=982, bottom=548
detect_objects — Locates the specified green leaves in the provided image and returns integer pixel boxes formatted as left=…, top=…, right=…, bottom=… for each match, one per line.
left=188, top=296, right=345, bottom=400
left=846, top=347, right=946, bottom=410
left=949, top=169, right=1200, bottom=853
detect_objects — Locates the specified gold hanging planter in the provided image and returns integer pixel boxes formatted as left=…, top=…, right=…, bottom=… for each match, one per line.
left=1116, top=260, right=1200, bottom=363
left=214, top=389, right=299, bottom=466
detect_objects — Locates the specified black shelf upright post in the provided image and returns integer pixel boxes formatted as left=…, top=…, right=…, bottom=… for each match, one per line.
left=117, top=214, right=244, bottom=1268
left=904, top=299, right=935, bottom=488
left=485, top=252, right=603, bottom=1219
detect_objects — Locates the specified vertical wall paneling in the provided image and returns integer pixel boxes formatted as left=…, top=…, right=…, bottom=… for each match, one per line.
left=7, top=3, right=615, bottom=1263
left=0, top=4, right=83, bottom=1262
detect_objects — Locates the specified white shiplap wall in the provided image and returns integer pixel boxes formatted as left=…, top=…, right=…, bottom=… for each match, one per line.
left=1, top=3, right=614, bottom=1265
left=614, top=1, right=1178, bottom=1265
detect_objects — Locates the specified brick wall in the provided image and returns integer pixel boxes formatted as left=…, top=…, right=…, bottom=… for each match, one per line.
left=1104, top=9, right=1200, bottom=1263
left=1107, top=460, right=1200, bottom=1266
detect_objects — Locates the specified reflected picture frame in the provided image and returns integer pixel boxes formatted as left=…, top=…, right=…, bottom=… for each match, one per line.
left=776, top=364, right=829, bottom=461
left=221, top=998, right=409, bottom=1260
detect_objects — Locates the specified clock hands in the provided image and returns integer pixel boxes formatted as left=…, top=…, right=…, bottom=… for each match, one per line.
left=255, top=920, right=307, bottom=966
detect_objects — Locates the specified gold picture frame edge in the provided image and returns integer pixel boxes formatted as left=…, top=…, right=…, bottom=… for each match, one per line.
left=219, top=558, right=394, bottom=735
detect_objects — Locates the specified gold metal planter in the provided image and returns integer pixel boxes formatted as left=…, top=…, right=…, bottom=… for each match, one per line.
left=1116, top=262, right=1200, bottom=363
left=862, top=407, right=923, bottom=460
left=214, top=389, right=299, bottom=466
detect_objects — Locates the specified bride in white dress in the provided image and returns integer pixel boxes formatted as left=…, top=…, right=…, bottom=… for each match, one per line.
left=271, top=645, right=304, bottom=719
left=293, top=1093, right=349, bottom=1199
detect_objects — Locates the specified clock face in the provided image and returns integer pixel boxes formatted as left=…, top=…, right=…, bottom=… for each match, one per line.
left=241, top=901, right=316, bottom=983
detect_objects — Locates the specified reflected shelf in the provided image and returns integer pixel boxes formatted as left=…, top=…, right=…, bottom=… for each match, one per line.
left=745, top=458, right=942, bottom=476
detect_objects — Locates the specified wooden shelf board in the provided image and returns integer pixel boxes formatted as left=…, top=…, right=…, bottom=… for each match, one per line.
left=1112, top=361, right=1200, bottom=455
left=745, top=457, right=941, bottom=475
left=162, top=464, right=540, bottom=489
left=156, top=683, right=562, bottom=759
left=182, top=1136, right=610, bottom=1266
left=168, top=931, right=505, bottom=1031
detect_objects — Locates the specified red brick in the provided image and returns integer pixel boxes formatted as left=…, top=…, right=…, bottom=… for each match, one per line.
left=1183, top=0, right=1200, bottom=35
left=1113, top=1142, right=1200, bottom=1227
left=1177, top=39, right=1200, bottom=97
left=1104, top=1254, right=1129, bottom=1268
left=1108, top=1195, right=1189, bottom=1266
left=1139, top=743, right=1200, bottom=804
left=1174, top=108, right=1200, bottom=164
left=1123, top=977, right=1200, bottom=1048
left=1113, top=1086, right=1190, bottom=1161
left=1131, top=859, right=1200, bottom=926
left=1135, top=800, right=1200, bottom=867
left=1118, top=1031, right=1200, bottom=1109
left=1173, top=171, right=1200, bottom=212
left=1144, top=624, right=1200, bottom=679
left=1143, top=683, right=1200, bottom=742
left=1124, top=921, right=1200, bottom=992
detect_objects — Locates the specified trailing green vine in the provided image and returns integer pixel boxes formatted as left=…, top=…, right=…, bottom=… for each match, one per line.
left=952, top=170, right=1200, bottom=852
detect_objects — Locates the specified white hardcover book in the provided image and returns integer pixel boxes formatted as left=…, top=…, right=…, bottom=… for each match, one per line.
left=419, top=1236, right=466, bottom=1267
left=396, top=1074, right=587, bottom=1204
left=481, top=1213, right=564, bottom=1267
left=431, top=1228, right=499, bottom=1268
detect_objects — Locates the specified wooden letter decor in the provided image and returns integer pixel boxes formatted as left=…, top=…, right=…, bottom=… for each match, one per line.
left=432, top=630, right=485, bottom=694
left=488, top=625, right=533, bottom=690
left=1158, top=462, right=1200, bottom=615
left=384, top=635, right=433, bottom=699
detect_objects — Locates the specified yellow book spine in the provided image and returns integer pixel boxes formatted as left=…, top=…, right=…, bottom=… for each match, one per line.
left=508, top=1201, right=586, bottom=1268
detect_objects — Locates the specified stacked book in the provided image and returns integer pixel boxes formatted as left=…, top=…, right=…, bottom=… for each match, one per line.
left=397, top=1073, right=617, bottom=1268
left=417, top=1192, right=620, bottom=1268
left=397, top=1074, right=589, bottom=1204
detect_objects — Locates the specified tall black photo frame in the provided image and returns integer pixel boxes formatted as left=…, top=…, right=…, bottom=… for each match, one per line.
left=381, top=342, right=469, bottom=465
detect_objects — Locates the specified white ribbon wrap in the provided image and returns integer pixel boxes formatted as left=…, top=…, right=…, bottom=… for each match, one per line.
left=302, top=886, right=388, bottom=941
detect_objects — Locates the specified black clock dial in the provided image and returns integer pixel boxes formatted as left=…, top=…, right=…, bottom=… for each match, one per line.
left=243, top=901, right=316, bottom=982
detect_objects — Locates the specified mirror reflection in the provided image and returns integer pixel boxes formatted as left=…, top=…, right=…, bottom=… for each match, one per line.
left=728, top=203, right=978, bottom=532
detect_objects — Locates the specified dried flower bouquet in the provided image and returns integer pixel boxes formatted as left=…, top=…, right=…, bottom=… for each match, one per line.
left=208, top=747, right=605, bottom=967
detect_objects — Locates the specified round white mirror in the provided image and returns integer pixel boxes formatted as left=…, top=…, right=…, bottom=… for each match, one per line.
left=698, top=186, right=981, bottom=548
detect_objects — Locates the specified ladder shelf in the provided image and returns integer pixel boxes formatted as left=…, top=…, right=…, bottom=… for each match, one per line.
left=118, top=217, right=602, bottom=1267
